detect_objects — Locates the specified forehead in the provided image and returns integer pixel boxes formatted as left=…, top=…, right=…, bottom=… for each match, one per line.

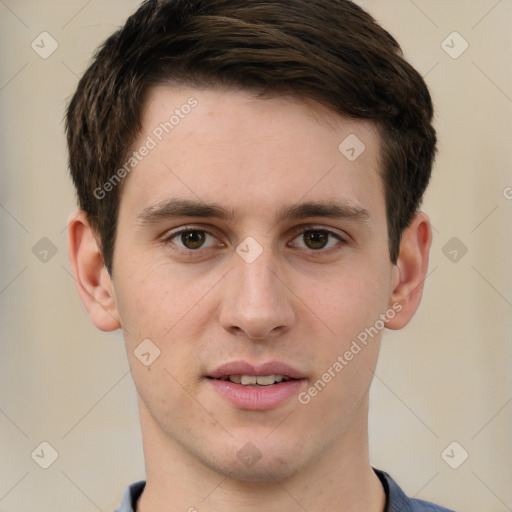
left=120, top=85, right=385, bottom=224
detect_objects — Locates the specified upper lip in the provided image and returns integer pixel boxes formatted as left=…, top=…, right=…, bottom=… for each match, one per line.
left=207, top=360, right=306, bottom=380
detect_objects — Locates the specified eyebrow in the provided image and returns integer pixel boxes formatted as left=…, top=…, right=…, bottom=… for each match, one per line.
left=137, top=198, right=370, bottom=226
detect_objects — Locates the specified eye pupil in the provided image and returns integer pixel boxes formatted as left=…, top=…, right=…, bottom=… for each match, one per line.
left=304, top=230, right=329, bottom=249
left=182, top=231, right=205, bottom=249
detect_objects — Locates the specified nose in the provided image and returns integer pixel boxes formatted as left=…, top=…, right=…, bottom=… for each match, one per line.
left=219, top=248, right=296, bottom=340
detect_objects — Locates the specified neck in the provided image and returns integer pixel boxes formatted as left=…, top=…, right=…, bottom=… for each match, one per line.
left=137, top=401, right=386, bottom=512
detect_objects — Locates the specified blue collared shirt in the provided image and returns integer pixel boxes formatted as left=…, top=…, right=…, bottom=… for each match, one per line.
left=114, top=469, right=456, bottom=511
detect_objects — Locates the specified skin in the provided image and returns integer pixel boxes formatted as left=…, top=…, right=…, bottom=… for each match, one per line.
left=68, top=86, right=432, bottom=512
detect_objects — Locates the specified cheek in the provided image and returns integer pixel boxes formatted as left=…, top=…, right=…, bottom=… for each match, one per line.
left=114, top=258, right=215, bottom=340
left=306, top=261, right=391, bottom=346
left=296, top=270, right=387, bottom=426
left=132, top=355, right=217, bottom=443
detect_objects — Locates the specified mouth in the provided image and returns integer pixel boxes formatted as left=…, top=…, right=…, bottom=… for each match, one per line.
left=206, top=359, right=306, bottom=382
left=207, top=374, right=298, bottom=386
left=205, top=360, right=307, bottom=410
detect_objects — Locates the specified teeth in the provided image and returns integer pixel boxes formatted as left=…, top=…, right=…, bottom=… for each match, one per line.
left=241, top=375, right=257, bottom=385
left=255, top=375, right=276, bottom=386
left=226, top=375, right=288, bottom=386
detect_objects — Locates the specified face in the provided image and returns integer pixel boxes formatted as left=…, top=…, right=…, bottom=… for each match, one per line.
left=111, top=86, right=396, bottom=481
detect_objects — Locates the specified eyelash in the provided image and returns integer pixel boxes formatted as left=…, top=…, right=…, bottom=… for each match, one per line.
left=160, top=225, right=348, bottom=256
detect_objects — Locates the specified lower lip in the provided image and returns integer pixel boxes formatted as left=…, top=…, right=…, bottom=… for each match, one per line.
left=206, top=378, right=307, bottom=411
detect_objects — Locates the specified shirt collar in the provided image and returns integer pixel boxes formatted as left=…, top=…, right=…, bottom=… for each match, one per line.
left=115, top=469, right=450, bottom=512
left=115, top=480, right=145, bottom=512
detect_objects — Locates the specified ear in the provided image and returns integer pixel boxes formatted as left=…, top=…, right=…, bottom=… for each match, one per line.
left=385, top=211, right=432, bottom=330
left=67, top=210, right=121, bottom=331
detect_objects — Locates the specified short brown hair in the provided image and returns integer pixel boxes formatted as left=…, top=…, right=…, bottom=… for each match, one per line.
left=66, top=0, right=436, bottom=273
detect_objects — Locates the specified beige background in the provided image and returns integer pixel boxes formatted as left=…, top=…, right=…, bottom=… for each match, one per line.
left=0, top=1, right=511, bottom=511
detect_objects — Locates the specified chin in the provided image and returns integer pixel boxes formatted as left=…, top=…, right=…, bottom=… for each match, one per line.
left=201, top=437, right=309, bottom=483
left=210, top=455, right=304, bottom=483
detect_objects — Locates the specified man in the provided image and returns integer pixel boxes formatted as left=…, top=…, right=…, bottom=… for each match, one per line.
left=66, top=0, right=454, bottom=510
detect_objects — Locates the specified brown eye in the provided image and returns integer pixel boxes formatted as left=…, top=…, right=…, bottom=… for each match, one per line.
left=181, top=231, right=206, bottom=249
left=303, top=230, right=329, bottom=250
left=167, top=229, right=219, bottom=251
left=290, top=229, right=342, bottom=251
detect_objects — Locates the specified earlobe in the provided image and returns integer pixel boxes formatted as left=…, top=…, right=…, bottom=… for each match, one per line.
left=67, top=210, right=121, bottom=332
left=385, top=212, right=432, bottom=330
